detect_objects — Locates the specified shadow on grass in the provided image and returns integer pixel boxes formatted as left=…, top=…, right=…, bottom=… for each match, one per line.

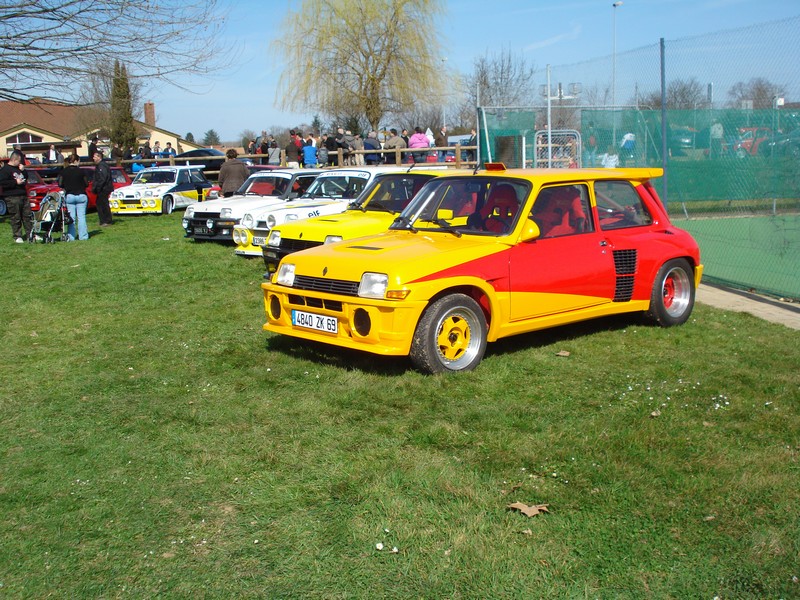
left=266, top=312, right=640, bottom=375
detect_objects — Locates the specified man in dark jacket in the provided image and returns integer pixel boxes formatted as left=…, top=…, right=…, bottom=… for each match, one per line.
left=0, top=150, right=33, bottom=243
left=91, top=151, right=114, bottom=226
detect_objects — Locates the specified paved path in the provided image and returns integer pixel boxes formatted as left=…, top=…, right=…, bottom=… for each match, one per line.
left=696, top=284, right=800, bottom=330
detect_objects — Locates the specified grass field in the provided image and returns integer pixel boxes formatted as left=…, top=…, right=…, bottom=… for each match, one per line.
left=1, top=212, right=799, bottom=598
left=673, top=213, right=800, bottom=300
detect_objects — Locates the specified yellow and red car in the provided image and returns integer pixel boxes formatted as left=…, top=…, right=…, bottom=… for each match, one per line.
left=262, top=169, right=454, bottom=276
left=262, top=166, right=703, bottom=373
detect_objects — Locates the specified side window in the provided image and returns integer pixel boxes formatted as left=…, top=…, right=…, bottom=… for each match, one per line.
left=177, top=170, right=189, bottom=184
left=530, top=184, right=593, bottom=238
left=595, top=181, right=653, bottom=230
left=295, top=176, right=315, bottom=195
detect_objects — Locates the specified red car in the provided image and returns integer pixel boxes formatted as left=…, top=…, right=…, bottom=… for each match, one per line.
left=733, top=127, right=772, bottom=158
left=77, top=166, right=132, bottom=210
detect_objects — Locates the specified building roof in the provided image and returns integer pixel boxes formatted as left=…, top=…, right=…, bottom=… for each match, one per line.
left=0, top=99, right=84, bottom=138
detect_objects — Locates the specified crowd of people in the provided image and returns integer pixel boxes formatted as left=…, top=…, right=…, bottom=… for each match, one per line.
left=249, top=126, right=477, bottom=169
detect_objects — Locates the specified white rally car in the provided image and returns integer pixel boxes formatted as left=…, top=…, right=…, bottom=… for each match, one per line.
left=233, top=167, right=414, bottom=256
left=110, top=166, right=217, bottom=215
left=181, top=169, right=321, bottom=242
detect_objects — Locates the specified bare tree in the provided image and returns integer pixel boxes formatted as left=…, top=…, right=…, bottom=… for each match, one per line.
left=464, top=48, right=537, bottom=108
left=0, top=1, right=228, bottom=103
left=273, top=0, right=446, bottom=131
left=638, top=78, right=706, bottom=110
left=727, top=77, right=786, bottom=109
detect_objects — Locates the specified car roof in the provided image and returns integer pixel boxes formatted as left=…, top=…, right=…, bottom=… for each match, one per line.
left=433, top=166, right=664, bottom=183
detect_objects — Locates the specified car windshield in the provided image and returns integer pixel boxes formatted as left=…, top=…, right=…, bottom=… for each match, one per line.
left=301, top=174, right=368, bottom=199
left=26, top=170, right=43, bottom=184
left=132, top=170, right=176, bottom=184
left=351, top=173, right=435, bottom=213
left=239, top=175, right=291, bottom=196
left=390, top=176, right=531, bottom=236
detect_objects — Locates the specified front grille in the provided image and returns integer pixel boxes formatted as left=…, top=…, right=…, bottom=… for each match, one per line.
left=280, top=238, right=322, bottom=252
left=192, top=212, right=218, bottom=219
left=122, top=199, right=140, bottom=205
left=293, top=275, right=359, bottom=297
left=288, top=294, right=344, bottom=312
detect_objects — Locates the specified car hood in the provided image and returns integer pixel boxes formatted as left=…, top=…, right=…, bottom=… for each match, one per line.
left=275, top=209, right=394, bottom=240
left=284, top=230, right=509, bottom=285
left=187, top=195, right=286, bottom=216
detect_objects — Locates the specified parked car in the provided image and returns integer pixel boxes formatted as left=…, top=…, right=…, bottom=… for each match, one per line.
left=262, top=165, right=703, bottom=373
left=733, top=127, right=772, bottom=158
left=77, top=166, right=132, bottom=210
left=174, top=148, right=252, bottom=177
left=233, top=167, right=412, bottom=257
left=182, top=169, right=322, bottom=243
left=109, top=165, right=217, bottom=215
left=263, top=169, right=450, bottom=275
left=758, top=128, right=800, bottom=158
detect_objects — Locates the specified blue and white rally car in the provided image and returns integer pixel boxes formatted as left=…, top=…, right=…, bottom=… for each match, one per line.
left=110, top=166, right=218, bottom=215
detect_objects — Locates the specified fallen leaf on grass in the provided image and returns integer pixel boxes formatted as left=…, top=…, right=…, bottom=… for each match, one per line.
left=650, top=409, right=661, bottom=418
left=507, top=502, right=550, bottom=517
left=556, top=350, right=571, bottom=357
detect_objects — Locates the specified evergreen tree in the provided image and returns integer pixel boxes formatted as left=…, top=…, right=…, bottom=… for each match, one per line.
left=185, top=132, right=195, bottom=143
left=110, top=61, right=137, bottom=150
left=202, top=129, right=220, bottom=146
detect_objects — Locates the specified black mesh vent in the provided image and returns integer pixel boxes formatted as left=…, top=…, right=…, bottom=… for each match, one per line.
left=613, top=249, right=637, bottom=275
left=614, top=276, right=635, bottom=302
left=286, top=294, right=344, bottom=312
left=293, top=275, right=359, bottom=297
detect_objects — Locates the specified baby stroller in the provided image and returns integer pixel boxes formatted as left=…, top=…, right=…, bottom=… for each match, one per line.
left=31, top=191, right=72, bottom=243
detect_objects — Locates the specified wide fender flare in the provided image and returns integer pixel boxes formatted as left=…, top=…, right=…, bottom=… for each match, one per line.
left=418, top=275, right=506, bottom=342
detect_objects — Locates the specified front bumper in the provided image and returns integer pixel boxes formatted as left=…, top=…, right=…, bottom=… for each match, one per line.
left=183, top=216, right=238, bottom=242
left=234, top=226, right=269, bottom=256
left=111, top=198, right=162, bottom=214
left=262, top=281, right=426, bottom=356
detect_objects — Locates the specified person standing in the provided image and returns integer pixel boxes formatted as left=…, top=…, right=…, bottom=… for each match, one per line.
left=87, top=136, right=99, bottom=161
left=218, top=148, right=250, bottom=197
left=267, top=141, right=282, bottom=166
left=92, top=151, right=114, bottom=226
left=710, top=120, right=724, bottom=159
left=0, top=150, right=33, bottom=243
left=363, top=131, right=381, bottom=165
left=110, top=142, right=125, bottom=165
left=401, top=129, right=410, bottom=148
left=434, top=125, right=448, bottom=163
left=383, top=128, right=407, bottom=164
left=324, top=133, right=339, bottom=167
left=302, top=136, right=318, bottom=168
left=162, top=142, right=176, bottom=158
left=466, top=128, right=477, bottom=163
left=285, top=138, right=301, bottom=169
left=58, top=155, right=90, bottom=241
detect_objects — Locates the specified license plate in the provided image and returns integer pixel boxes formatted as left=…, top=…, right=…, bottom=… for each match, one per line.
left=292, top=310, right=338, bottom=334
left=195, top=226, right=210, bottom=234
left=253, top=236, right=266, bottom=246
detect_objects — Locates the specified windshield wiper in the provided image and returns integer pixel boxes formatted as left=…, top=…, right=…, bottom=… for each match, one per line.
left=432, top=219, right=462, bottom=237
left=362, top=200, right=394, bottom=213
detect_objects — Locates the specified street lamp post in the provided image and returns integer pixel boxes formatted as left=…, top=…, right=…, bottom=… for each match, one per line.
left=612, top=1, right=623, bottom=149
left=441, top=56, right=448, bottom=130
left=542, top=65, right=581, bottom=167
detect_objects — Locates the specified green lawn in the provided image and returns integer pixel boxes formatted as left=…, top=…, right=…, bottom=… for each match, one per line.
left=1, top=212, right=798, bottom=598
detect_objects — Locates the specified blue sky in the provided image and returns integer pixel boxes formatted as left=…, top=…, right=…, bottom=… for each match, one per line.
left=147, top=0, right=800, bottom=141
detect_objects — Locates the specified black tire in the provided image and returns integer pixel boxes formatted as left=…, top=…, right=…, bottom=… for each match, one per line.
left=410, top=294, right=487, bottom=374
left=646, top=258, right=695, bottom=326
left=162, top=196, right=173, bottom=215
left=0, top=198, right=6, bottom=216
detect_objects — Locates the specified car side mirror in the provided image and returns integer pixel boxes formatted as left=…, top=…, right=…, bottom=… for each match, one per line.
left=288, top=192, right=299, bottom=199
left=520, top=217, right=541, bottom=242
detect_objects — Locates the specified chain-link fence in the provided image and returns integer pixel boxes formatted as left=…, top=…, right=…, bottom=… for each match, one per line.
left=477, top=16, right=800, bottom=299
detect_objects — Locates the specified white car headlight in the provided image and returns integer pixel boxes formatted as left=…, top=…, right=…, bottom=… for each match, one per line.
left=144, top=190, right=154, bottom=197
left=266, top=215, right=276, bottom=228
left=182, top=219, right=189, bottom=229
left=232, top=229, right=242, bottom=244
left=241, top=214, right=254, bottom=228
left=324, top=235, right=343, bottom=245
left=358, top=272, right=388, bottom=299
left=206, top=219, right=214, bottom=229
left=220, top=208, right=232, bottom=218
left=268, top=230, right=281, bottom=247
left=185, top=206, right=194, bottom=218
left=111, top=200, right=119, bottom=208
left=134, top=191, right=142, bottom=199
left=276, top=263, right=296, bottom=287
left=149, top=199, right=157, bottom=207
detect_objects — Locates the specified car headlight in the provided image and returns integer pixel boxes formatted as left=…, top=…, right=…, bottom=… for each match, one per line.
left=111, top=200, right=119, bottom=208
left=148, top=199, right=155, bottom=207
left=276, top=263, right=296, bottom=287
left=182, top=219, right=189, bottom=229
left=241, top=214, right=254, bottom=228
left=28, top=190, right=36, bottom=197
left=220, top=208, right=232, bottom=218
left=268, top=230, right=281, bottom=247
left=358, top=272, right=388, bottom=299
left=134, top=191, right=142, bottom=199
left=185, top=206, right=194, bottom=218
left=232, top=229, right=242, bottom=244
left=206, top=219, right=214, bottom=229
left=266, top=214, right=276, bottom=228
left=144, top=190, right=154, bottom=197
left=324, top=235, right=343, bottom=245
